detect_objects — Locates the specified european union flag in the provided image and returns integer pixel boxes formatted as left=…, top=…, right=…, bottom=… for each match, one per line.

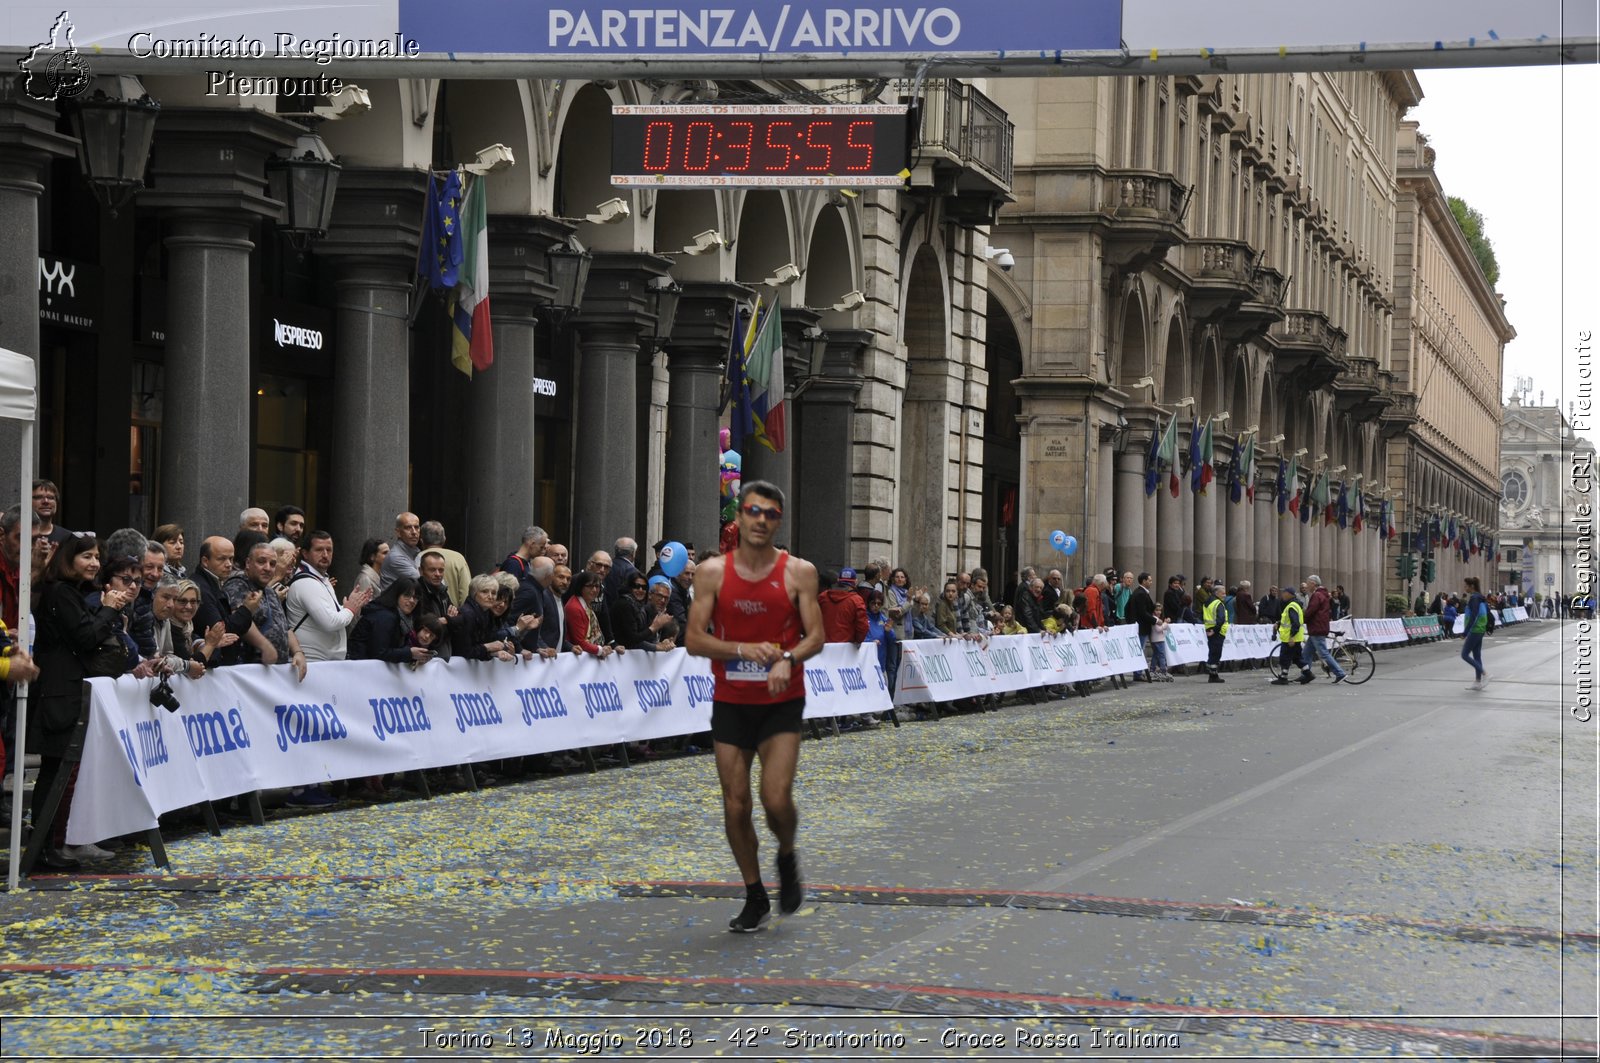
left=419, top=171, right=464, bottom=291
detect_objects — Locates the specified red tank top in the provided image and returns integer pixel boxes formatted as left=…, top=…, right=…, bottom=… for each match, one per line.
left=711, top=550, right=806, bottom=704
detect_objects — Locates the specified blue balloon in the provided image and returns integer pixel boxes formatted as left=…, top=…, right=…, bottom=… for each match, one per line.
left=658, top=541, right=688, bottom=578
left=1049, top=529, right=1068, bottom=550
left=1062, top=535, right=1079, bottom=556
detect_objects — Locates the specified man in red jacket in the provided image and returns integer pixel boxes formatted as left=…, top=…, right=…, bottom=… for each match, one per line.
left=819, top=568, right=869, bottom=646
left=1302, top=574, right=1347, bottom=683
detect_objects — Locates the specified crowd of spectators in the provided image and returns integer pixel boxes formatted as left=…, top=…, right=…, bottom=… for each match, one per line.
left=0, top=476, right=1535, bottom=870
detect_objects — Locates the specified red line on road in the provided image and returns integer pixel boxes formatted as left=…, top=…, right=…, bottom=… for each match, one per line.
left=0, top=958, right=1587, bottom=1053
left=29, top=871, right=1594, bottom=946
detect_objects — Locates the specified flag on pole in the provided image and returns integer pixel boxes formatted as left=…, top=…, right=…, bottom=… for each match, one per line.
left=419, top=170, right=463, bottom=291
left=1231, top=434, right=1255, bottom=504
left=1197, top=419, right=1215, bottom=495
left=1280, top=454, right=1298, bottom=518
left=746, top=299, right=786, bottom=452
left=1352, top=487, right=1364, bottom=533
left=1188, top=417, right=1203, bottom=494
left=448, top=174, right=493, bottom=375
left=1336, top=481, right=1349, bottom=529
left=723, top=300, right=757, bottom=453
left=1299, top=471, right=1315, bottom=524
left=1163, top=417, right=1181, bottom=497
left=1144, top=415, right=1167, bottom=497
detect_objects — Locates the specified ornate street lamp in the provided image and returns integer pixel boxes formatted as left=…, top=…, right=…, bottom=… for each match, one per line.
left=543, top=242, right=592, bottom=328
left=265, top=125, right=340, bottom=249
left=646, top=275, right=682, bottom=350
left=67, top=75, right=159, bottom=215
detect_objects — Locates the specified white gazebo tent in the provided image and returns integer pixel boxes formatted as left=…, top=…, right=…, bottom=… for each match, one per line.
left=1, top=347, right=38, bottom=890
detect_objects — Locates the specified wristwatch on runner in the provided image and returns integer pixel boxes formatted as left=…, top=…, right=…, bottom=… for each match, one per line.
left=780, top=650, right=795, bottom=664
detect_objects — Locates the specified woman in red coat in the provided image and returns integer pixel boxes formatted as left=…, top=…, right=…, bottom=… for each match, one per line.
left=564, top=571, right=613, bottom=658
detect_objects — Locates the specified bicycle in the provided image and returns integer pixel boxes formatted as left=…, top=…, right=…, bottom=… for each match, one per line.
left=1267, top=631, right=1375, bottom=685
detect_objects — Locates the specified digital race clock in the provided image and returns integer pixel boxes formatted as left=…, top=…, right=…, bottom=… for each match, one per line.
left=611, top=104, right=911, bottom=188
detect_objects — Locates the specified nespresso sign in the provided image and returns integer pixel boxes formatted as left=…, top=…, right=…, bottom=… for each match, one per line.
left=273, top=319, right=325, bottom=350
left=39, top=255, right=102, bottom=333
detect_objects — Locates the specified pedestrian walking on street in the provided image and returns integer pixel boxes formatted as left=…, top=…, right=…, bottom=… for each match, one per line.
left=1272, top=585, right=1311, bottom=684
left=1461, top=576, right=1490, bottom=690
left=686, top=481, right=825, bottom=933
left=1302, top=575, right=1347, bottom=683
left=1202, top=585, right=1230, bottom=683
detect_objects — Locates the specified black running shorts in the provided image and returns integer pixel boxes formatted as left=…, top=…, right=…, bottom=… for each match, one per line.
left=710, top=698, right=806, bottom=751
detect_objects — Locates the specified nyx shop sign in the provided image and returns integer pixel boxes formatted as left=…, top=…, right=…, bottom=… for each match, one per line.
left=38, top=255, right=103, bottom=333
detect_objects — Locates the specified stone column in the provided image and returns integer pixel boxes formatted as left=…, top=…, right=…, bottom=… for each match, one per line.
left=0, top=85, right=75, bottom=479
left=1193, top=479, right=1216, bottom=583
left=1254, top=460, right=1278, bottom=590
left=1095, top=429, right=1115, bottom=571
left=1156, top=481, right=1185, bottom=586
left=141, top=108, right=299, bottom=543
left=1143, top=487, right=1158, bottom=581
left=663, top=282, right=750, bottom=552
left=458, top=214, right=575, bottom=571
left=1280, top=505, right=1300, bottom=593
left=571, top=253, right=672, bottom=554
left=1224, top=493, right=1248, bottom=588
left=311, top=168, right=430, bottom=583
left=794, top=330, right=867, bottom=569
left=1114, top=443, right=1149, bottom=574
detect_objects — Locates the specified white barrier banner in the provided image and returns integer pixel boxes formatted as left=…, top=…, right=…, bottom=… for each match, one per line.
left=1157, top=623, right=1279, bottom=666
left=1353, top=617, right=1408, bottom=644
left=69, top=644, right=889, bottom=845
left=893, top=624, right=1284, bottom=704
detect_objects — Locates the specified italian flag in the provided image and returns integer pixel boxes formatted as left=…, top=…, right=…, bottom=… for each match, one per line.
left=450, top=175, right=493, bottom=376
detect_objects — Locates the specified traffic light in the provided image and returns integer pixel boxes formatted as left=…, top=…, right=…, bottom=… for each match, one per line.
left=1397, top=554, right=1415, bottom=580
left=1422, top=558, right=1437, bottom=584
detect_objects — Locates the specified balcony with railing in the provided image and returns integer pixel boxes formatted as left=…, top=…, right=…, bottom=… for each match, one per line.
left=1181, top=238, right=1256, bottom=322
left=1331, top=355, right=1390, bottom=416
left=898, top=78, right=1014, bottom=225
left=1379, top=390, right=1420, bottom=438
left=1267, top=309, right=1347, bottom=388
left=1222, top=263, right=1288, bottom=344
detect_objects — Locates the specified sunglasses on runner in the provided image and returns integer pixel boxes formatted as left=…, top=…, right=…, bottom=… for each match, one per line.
left=741, top=503, right=783, bottom=521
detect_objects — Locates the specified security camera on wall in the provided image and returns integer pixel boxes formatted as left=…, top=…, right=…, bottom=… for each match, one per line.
left=985, top=246, right=1015, bottom=272
left=764, top=263, right=801, bottom=287
left=586, top=198, right=631, bottom=224
left=465, top=143, right=516, bottom=175
left=682, top=229, right=724, bottom=255
left=831, top=290, right=865, bottom=312
left=313, top=84, right=371, bottom=120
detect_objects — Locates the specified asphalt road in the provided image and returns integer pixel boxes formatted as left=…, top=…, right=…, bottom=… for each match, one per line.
left=0, top=619, right=1594, bottom=1060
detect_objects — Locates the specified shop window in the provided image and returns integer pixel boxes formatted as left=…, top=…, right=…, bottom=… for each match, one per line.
left=255, top=373, right=320, bottom=527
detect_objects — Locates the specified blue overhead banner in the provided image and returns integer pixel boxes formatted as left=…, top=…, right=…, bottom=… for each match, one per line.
left=396, top=0, right=1125, bottom=55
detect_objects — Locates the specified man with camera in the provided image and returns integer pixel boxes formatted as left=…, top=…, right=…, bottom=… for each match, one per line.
left=286, top=531, right=372, bottom=663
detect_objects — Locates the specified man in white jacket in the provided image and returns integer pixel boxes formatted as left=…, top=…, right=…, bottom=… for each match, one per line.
left=285, top=531, right=372, bottom=662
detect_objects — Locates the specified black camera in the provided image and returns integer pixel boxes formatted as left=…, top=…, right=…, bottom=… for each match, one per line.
left=149, top=674, right=181, bottom=713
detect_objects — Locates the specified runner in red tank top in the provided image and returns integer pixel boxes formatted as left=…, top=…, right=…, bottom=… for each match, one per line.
left=686, top=481, right=824, bottom=932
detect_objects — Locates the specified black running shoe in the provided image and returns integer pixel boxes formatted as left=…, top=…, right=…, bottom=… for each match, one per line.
left=729, top=889, right=771, bottom=933
left=777, top=851, right=804, bottom=915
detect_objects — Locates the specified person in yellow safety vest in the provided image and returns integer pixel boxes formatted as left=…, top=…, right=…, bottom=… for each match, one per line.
left=1271, top=585, right=1313, bottom=685
left=1201, top=592, right=1230, bottom=683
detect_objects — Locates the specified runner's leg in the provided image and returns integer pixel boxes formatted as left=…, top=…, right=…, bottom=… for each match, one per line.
left=714, top=741, right=761, bottom=884
left=755, top=730, right=801, bottom=854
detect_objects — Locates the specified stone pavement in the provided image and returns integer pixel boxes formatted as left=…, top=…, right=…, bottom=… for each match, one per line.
left=0, top=621, right=1593, bottom=1059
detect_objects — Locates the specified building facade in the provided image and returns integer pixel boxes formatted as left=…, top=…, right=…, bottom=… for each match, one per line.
left=1, top=66, right=1511, bottom=603
left=1498, top=392, right=1597, bottom=608
left=986, top=70, right=1453, bottom=611
left=1382, top=121, right=1514, bottom=607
